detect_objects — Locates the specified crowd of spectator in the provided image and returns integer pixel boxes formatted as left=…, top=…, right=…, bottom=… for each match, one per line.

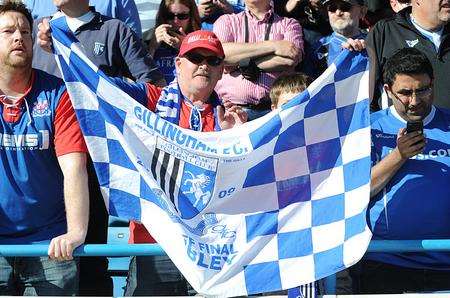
left=0, top=0, right=449, bottom=297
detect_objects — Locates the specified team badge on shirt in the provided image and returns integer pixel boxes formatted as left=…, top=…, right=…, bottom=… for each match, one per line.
left=405, top=39, right=419, bottom=48
left=31, top=99, right=51, bottom=117
left=93, top=42, right=105, bottom=56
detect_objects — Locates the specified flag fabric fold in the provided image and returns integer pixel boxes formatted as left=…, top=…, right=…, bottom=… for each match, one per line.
left=51, top=15, right=372, bottom=297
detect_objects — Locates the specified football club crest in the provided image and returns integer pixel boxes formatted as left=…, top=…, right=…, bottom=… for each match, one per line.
left=151, top=137, right=218, bottom=220
left=178, top=163, right=216, bottom=219
left=93, top=42, right=105, bottom=56
left=31, top=99, right=51, bottom=117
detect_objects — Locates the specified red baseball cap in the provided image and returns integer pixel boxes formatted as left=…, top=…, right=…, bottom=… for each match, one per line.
left=179, top=30, right=225, bottom=58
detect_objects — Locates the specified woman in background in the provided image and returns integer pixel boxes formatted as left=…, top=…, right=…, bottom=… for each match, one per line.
left=145, top=0, right=201, bottom=83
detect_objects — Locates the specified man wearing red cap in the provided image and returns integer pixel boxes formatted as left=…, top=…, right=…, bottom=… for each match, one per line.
left=118, top=30, right=247, bottom=296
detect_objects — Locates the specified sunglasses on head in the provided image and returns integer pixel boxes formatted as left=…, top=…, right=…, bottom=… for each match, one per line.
left=183, top=52, right=223, bottom=66
left=166, top=12, right=190, bottom=20
left=327, top=1, right=353, bottom=12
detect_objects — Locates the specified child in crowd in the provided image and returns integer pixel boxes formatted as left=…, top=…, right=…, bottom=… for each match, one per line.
left=269, top=72, right=313, bottom=109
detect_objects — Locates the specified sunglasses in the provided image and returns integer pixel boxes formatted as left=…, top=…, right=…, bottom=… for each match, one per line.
left=327, top=1, right=353, bottom=12
left=183, top=52, right=223, bottom=67
left=166, top=12, right=190, bottom=20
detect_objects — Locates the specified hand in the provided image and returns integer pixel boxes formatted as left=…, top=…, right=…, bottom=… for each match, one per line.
left=217, top=101, right=247, bottom=129
left=215, top=0, right=234, bottom=14
left=342, top=38, right=366, bottom=52
left=37, top=18, right=53, bottom=53
left=155, top=24, right=185, bottom=49
left=395, top=128, right=426, bottom=160
left=198, top=0, right=215, bottom=18
left=272, top=40, right=299, bottom=60
left=48, top=231, right=86, bottom=261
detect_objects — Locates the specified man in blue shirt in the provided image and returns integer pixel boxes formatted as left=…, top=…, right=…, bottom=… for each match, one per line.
left=0, top=1, right=89, bottom=295
left=360, top=47, right=450, bottom=293
left=302, top=0, right=367, bottom=78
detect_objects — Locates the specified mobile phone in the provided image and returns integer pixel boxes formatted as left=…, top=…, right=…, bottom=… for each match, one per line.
left=167, top=27, right=181, bottom=36
left=406, top=121, right=423, bottom=134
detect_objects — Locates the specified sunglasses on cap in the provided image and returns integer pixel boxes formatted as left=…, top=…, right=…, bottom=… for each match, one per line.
left=183, top=52, right=223, bottom=66
left=327, top=1, right=354, bottom=12
left=166, top=12, right=190, bottom=20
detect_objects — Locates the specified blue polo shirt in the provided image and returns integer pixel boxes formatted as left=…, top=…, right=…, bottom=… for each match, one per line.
left=32, top=11, right=163, bottom=83
left=367, top=106, right=450, bottom=270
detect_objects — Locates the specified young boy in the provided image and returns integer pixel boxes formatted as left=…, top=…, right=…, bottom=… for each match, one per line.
left=269, top=73, right=313, bottom=109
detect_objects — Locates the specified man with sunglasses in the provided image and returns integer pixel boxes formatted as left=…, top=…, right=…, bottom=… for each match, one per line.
left=367, top=0, right=450, bottom=111
left=359, top=48, right=450, bottom=293
left=301, top=0, right=367, bottom=79
left=117, top=30, right=247, bottom=296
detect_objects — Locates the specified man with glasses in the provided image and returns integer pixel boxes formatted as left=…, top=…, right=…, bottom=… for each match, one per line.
left=359, top=47, right=450, bottom=293
left=367, top=0, right=450, bottom=111
left=301, top=0, right=367, bottom=78
left=116, top=30, right=247, bottom=296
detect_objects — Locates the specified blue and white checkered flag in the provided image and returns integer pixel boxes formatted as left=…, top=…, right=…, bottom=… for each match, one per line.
left=51, top=15, right=371, bottom=297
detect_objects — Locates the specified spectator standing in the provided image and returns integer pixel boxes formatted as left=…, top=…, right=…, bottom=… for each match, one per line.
left=23, top=0, right=143, bottom=38
left=121, top=30, right=246, bottom=296
left=144, top=0, right=201, bottom=83
left=35, top=0, right=164, bottom=85
left=0, top=1, right=88, bottom=295
left=213, top=0, right=303, bottom=121
left=302, top=0, right=367, bottom=79
left=196, top=0, right=245, bottom=30
left=366, top=0, right=450, bottom=110
left=361, top=47, right=450, bottom=293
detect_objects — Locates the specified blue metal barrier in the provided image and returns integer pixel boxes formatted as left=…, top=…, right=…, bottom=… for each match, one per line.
left=0, top=244, right=165, bottom=257
left=2, top=240, right=450, bottom=295
left=3, top=240, right=450, bottom=257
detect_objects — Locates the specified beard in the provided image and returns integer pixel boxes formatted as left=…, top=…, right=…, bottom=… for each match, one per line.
left=2, top=52, right=32, bottom=69
left=330, top=17, right=359, bottom=37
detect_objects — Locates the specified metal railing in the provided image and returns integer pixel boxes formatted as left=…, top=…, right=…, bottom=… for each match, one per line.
left=3, top=240, right=450, bottom=257
left=2, top=240, right=450, bottom=295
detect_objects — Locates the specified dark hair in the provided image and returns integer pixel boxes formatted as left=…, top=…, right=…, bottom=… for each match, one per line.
left=383, top=48, right=434, bottom=87
left=0, top=0, right=33, bottom=31
left=156, top=0, right=201, bottom=33
left=270, top=73, right=313, bottom=106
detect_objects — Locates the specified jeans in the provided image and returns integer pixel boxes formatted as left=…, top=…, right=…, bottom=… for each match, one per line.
left=354, top=259, right=450, bottom=294
left=124, top=255, right=191, bottom=296
left=0, top=256, right=79, bottom=296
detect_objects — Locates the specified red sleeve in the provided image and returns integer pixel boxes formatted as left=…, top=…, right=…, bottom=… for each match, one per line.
left=54, top=91, right=88, bottom=157
left=145, top=83, right=163, bottom=112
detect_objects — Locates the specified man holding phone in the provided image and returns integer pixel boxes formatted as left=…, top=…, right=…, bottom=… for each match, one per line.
left=359, top=48, right=450, bottom=293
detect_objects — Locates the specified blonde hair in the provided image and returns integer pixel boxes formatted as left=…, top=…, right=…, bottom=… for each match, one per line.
left=270, top=73, right=312, bottom=106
